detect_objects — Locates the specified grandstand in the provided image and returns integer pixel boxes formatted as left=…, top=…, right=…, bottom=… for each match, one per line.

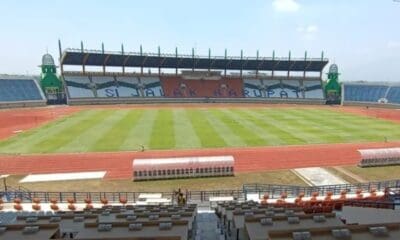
left=0, top=76, right=46, bottom=108
left=2, top=43, right=400, bottom=239
left=59, top=44, right=328, bottom=105
left=1, top=180, right=400, bottom=239
left=342, top=82, right=400, bottom=107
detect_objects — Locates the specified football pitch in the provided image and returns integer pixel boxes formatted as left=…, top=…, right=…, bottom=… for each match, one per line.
left=0, top=107, right=399, bottom=154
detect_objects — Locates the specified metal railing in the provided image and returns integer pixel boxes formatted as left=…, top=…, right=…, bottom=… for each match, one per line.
left=2, top=179, right=400, bottom=204
left=242, top=179, right=400, bottom=199
left=0, top=189, right=244, bottom=204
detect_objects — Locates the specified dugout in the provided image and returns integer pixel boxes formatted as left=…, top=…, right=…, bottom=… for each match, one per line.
left=358, top=148, right=400, bottom=167
left=132, top=156, right=234, bottom=181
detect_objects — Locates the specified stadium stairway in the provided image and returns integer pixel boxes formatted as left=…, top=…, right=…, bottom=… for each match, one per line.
left=195, top=211, right=225, bottom=240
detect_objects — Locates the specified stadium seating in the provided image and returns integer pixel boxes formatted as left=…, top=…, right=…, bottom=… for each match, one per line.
left=116, top=76, right=141, bottom=97
left=91, top=76, right=117, bottom=97
left=64, top=75, right=164, bottom=99
left=0, top=184, right=398, bottom=240
left=243, top=79, right=264, bottom=97
left=0, top=78, right=44, bottom=102
left=0, top=204, right=197, bottom=240
left=62, top=73, right=327, bottom=104
left=139, top=77, right=164, bottom=97
left=244, top=79, right=324, bottom=99
left=343, top=83, right=388, bottom=103
left=343, top=82, right=400, bottom=106
left=64, top=75, right=95, bottom=98
left=160, top=76, right=243, bottom=98
left=303, top=80, right=324, bottom=99
left=114, top=76, right=165, bottom=97
left=243, top=79, right=283, bottom=98
left=281, top=80, right=302, bottom=98
left=265, top=80, right=283, bottom=98
left=386, top=86, right=400, bottom=104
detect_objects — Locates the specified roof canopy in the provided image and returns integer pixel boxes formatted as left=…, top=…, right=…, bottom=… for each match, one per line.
left=358, top=148, right=400, bottom=160
left=133, top=156, right=234, bottom=170
left=61, top=48, right=328, bottom=72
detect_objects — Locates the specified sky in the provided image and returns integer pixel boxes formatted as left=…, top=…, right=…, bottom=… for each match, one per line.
left=0, top=0, right=399, bottom=81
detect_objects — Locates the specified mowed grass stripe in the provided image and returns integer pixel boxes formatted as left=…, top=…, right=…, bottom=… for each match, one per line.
left=334, top=112, right=400, bottom=139
left=186, top=109, right=226, bottom=148
left=223, top=109, right=284, bottom=145
left=214, top=109, right=268, bottom=146
left=240, top=109, right=307, bottom=145
left=119, top=110, right=157, bottom=151
left=57, top=110, right=128, bottom=152
left=233, top=109, right=289, bottom=145
left=91, top=110, right=144, bottom=151
left=204, top=109, right=246, bottom=147
left=275, top=109, right=344, bottom=143
left=149, top=109, right=175, bottom=149
left=29, top=110, right=110, bottom=153
left=0, top=110, right=94, bottom=153
left=173, top=109, right=201, bottom=149
left=305, top=109, right=400, bottom=141
left=289, top=109, right=373, bottom=142
left=258, top=109, right=326, bottom=144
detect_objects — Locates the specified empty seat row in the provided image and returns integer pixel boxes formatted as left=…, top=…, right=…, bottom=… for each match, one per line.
left=0, top=78, right=44, bottom=102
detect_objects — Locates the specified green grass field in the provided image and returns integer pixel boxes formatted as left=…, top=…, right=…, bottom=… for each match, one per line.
left=0, top=107, right=399, bottom=154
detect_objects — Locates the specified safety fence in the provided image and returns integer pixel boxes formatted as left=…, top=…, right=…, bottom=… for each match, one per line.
left=242, top=179, right=400, bottom=199
left=1, top=179, right=400, bottom=204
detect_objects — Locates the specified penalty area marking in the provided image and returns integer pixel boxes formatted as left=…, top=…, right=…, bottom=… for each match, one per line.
left=19, top=171, right=107, bottom=183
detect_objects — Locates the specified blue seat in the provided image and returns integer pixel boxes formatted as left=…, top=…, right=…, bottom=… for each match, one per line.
left=0, top=79, right=44, bottom=102
left=343, top=84, right=388, bottom=103
left=387, top=87, right=400, bottom=104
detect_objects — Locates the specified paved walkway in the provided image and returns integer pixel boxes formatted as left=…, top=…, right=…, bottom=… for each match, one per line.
left=293, top=167, right=348, bottom=186
left=196, top=210, right=224, bottom=240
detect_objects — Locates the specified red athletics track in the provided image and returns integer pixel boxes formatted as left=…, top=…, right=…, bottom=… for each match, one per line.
left=0, top=105, right=399, bottom=180
left=0, top=141, right=399, bottom=179
left=0, top=106, right=81, bottom=140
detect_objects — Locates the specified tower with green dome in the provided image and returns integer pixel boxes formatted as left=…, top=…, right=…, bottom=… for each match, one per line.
left=325, top=64, right=341, bottom=104
left=40, top=53, right=65, bottom=104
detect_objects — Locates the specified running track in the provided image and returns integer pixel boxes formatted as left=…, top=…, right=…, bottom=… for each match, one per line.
left=1, top=141, right=399, bottom=179
left=0, top=105, right=399, bottom=179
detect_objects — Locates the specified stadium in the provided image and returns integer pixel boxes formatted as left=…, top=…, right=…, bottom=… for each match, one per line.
left=1, top=1, right=400, bottom=239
